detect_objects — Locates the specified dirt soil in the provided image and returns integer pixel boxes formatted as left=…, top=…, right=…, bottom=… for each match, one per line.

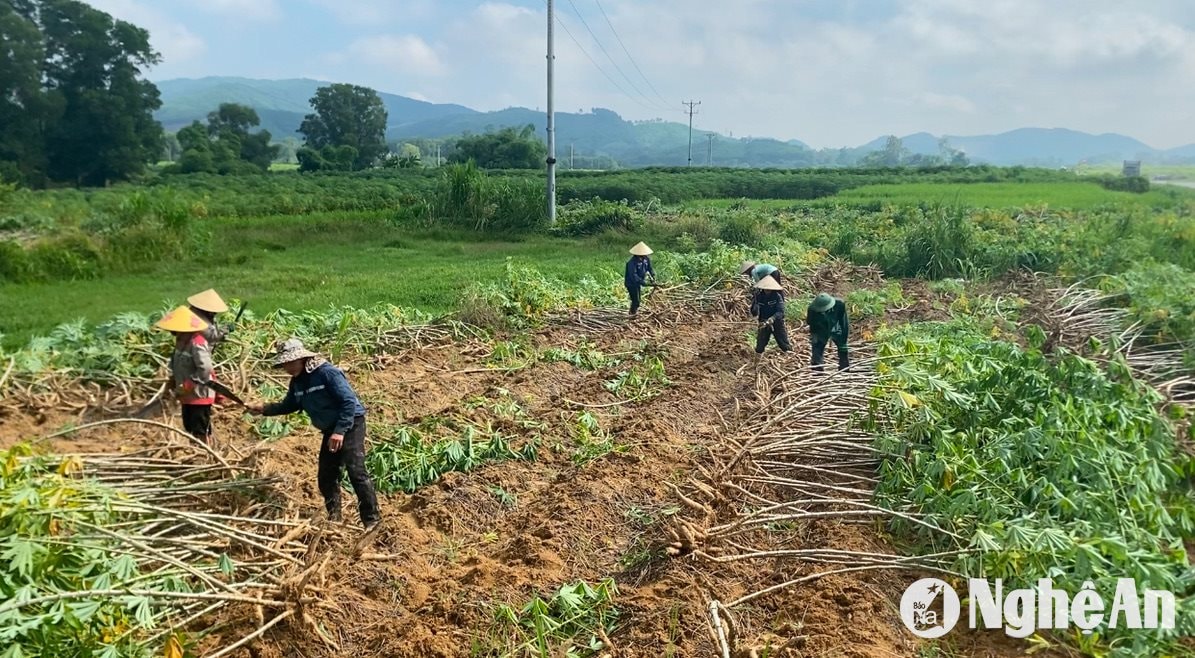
left=1, top=270, right=1053, bottom=658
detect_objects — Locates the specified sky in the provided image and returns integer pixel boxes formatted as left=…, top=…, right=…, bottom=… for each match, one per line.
left=86, top=0, right=1195, bottom=149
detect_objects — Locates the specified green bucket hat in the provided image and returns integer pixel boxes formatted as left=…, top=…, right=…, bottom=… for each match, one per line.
left=810, top=292, right=835, bottom=312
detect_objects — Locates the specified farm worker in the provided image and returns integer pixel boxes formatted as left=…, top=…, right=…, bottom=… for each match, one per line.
left=625, top=241, right=656, bottom=316
left=739, top=260, right=781, bottom=285
left=187, top=288, right=230, bottom=346
left=806, top=292, right=850, bottom=371
left=248, top=339, right=381, bottom=529
left=740, top=260, right=782, bottom=315
left=752, top=276, right=792, bottom=355
left=155, top=305, right=217, bottom=443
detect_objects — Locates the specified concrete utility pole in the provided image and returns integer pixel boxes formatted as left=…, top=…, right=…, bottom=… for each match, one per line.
left=682, top=100, right=700, bottom=166
left=546, top=0, right=557, bottom=224
left=570, top=143, right=574, bottom=170
left=707, top=133, right=714, bottom=165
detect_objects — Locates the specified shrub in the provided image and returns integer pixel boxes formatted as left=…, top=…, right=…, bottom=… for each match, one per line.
left=0, top=240, right=33, bottom=282
left=717, top=211, right=765, bottom=247
left=1099, top=175, right=1150, bottom=194
left=554, top=198, right=637, bottom=236
left=28, top=232, right=103, bottom=280
left=902, top=205, right=975, bottom=279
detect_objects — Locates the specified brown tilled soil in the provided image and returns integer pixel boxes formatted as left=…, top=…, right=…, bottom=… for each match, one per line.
left=0, top=271, right=1052, bottom=658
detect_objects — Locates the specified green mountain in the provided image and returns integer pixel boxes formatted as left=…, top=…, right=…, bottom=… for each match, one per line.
left=154, top=77, right=1194, bottom=167
left=853, top=129, right=1185, bottom=167
left=154, top=77, right=475, bottom=139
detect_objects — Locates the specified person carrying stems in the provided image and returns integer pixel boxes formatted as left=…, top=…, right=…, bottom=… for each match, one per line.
left=187, top=288, right=231, bottom=346
left=248, top=339, right=381, bottom=529
left=625, top=241, right=656, bottom=316
left=155, top=306, right=218, bottom=443
left=752, top=275, right=792, bottom=357
left=806, top=292, right=850, bottom=371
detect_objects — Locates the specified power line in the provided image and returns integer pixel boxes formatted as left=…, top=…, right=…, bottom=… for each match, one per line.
left=591, top=0, right=673, bottom=109
left=562, top=0, right=673, bottom=113
left=547, top=4, right=670, bottom=114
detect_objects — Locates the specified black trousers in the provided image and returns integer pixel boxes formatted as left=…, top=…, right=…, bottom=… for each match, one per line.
left=812, top=335, right=849, bottom=371
left=755, top=316, right=792, bottom=353
left=627, top=285, right=642, bottom=314
left=318, top=415, right=380, bottom=526
left=181, top=404, right=212, bottom=442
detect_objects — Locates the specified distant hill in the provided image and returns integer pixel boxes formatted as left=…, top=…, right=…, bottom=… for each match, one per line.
left=155, top=77, right=476, bottom=139
left=154, top=77, right=1195, bottom=167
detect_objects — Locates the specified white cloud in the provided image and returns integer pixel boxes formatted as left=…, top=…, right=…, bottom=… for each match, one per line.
left=340, top=35, right=447, bottom=77
left=916, top=92, right=977, bottom=114
left=306, top=0, right=436, bottom=26
left=195, top=0, right=281, bottom=22
left=85, top=0, right=206, bottom=67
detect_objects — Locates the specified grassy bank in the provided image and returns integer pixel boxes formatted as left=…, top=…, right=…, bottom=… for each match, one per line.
left=0, top=212, right=630, bottom=346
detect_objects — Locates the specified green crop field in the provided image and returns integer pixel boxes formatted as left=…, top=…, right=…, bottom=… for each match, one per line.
left=825, top=180, right=1189, bottom=208
left=3, top=166, right=1194, bottom=658
left=686, top=180, right=1195, bottom=210
left=0, top=212, right=628, bottom=345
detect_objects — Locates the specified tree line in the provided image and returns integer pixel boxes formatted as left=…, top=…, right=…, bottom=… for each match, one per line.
left=2, top=0, right=964, bottom=188
left=0, top=0, right=554, bottom=187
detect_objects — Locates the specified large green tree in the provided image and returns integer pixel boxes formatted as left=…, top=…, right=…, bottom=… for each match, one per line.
left=298, top=84, right=387, bottom=170
left=0, top=0, right=163, bottom=186
left=168, top=103, right=278, bottom=174
left=451, top=125, right=547, bottom=169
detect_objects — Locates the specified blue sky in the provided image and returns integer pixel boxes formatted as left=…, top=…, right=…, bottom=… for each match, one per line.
left=88, top=0, right=1195, bottom=149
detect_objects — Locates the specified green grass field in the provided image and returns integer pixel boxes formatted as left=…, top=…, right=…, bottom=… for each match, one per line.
left=823, top=181, right=1192, bottom=208
left=0, top=212, right=630, bottom=346
left=686, top=181, right=1193, bottom=210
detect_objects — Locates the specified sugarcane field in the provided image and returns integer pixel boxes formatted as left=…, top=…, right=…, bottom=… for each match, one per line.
left=4, top=2, right=1195, bottom=658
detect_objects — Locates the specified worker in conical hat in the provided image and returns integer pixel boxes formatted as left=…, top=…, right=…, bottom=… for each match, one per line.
left=155, top=306, right=218, bottom=443
left=807, top=292, right=850, bottom=371
left=624, top=242, right=656, bottom=316
left=187, top=289, right=230, bottom=346
left=751, top=276, right=792, bottom=356
left=249, top=339, right=380, bottom=530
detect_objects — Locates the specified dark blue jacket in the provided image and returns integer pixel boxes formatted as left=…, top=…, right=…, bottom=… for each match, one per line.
left=752, top=290, right=786, bottom=321
left=624, top=256, right=654, bottom=288
left=263, top=362, right=366, bottom=435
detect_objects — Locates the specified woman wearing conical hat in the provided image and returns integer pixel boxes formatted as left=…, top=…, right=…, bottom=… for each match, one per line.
left=806, top=292, right=849, bottom=371
left=752, top=276, right=792, bottom=355
left=155, top=305, right=218, bottom=443
left=187, top=289, right=230, bottom=346
left=624, top=242, right=656, bottom=316
left=740, top=260, right=782, bottom=316
left=738, top=260, right=781, bottom=285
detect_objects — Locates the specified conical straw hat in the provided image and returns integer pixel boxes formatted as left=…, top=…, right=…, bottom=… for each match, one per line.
left=754, top=276, right=783, bottom=291
left=739, top=260, right=757, bottom=275
left=629, top=242, right=653, bottom=256
left=187, top=289, right=228, bottom=313
left=155, top=306, right=210, bottom=333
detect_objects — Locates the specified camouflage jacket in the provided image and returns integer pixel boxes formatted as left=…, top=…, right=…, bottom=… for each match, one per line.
left=170, top=333, right=215, bottom=405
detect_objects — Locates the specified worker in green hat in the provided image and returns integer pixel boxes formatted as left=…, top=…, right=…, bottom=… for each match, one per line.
left=806, top=292, right=849, bottom=371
